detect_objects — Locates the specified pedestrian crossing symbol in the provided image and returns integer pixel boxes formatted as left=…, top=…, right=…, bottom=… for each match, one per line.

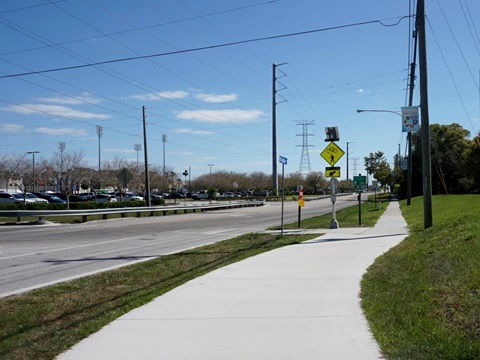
left=320, top=142, right=345, bottom=166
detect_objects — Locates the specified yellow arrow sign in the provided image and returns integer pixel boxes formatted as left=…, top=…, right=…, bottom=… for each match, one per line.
left=320, top=142, right=345, bottom=166
left=325, top=167, right=341, bottom=178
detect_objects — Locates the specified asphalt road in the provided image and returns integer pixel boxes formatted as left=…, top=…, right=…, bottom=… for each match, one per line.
left=0, top=195, right=359, bottom=298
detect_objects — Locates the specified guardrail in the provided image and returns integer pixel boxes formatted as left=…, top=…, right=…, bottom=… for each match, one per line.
left=0, top=201, right=265, bottom=224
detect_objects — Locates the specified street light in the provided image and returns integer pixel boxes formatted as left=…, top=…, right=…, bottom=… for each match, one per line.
left=207, top=164, right=214, bottom=175
left=182, top=170, right=188, bottom=205
left=27, top=151, right=40, bottom=192
left=356, top=109, right=412, bottom=206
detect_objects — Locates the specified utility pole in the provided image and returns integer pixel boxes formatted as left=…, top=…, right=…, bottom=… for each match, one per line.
left=417, top=0, right=433, bottom=229
left=208, top=164, right=214, bottom=175
left=27, top=151, right=40, bottom=192
left=406, top=23, right=418, bottom=206
left=272, top=62, right=287, bottom=195
left=346, top=142, right=353, bottom=182
left=142, top=106, right=151, bottom=207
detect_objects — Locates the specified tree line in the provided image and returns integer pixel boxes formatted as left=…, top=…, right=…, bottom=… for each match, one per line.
left=364, top=123, right=480, bottom=196
left=1, top=149, right=350, bottom=197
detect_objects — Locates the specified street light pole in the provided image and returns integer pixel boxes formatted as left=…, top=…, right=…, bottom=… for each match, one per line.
left=27, top=151, right=40, bottom=192
left=207, top=164, right=214, bottom=175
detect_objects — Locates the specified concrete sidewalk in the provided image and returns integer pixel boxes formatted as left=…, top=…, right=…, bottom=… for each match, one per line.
left=58, top=201, right=408, bottom=360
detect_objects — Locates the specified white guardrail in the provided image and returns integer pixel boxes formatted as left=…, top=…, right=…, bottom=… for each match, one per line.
left=0, top=201, right=265, bottom=224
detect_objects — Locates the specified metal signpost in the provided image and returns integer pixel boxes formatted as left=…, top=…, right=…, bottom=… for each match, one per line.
left=297, top=186, right=304, bottom=228
left=353, top=174, right=367, bottom=225
left=320, top=127, right=343, bottom=229
left=279, top=156, right=287, bottom=235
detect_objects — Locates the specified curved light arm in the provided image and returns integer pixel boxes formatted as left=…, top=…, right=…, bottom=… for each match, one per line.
left=356, top=109, right=402, bottom=117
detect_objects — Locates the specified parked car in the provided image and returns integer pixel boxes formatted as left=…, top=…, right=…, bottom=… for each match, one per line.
left=114, top=192, right=144, bottom=201
left=224, top=192, right=236, bottom=198
left=150, top=194, right=163, bottom=200
left=34, top=192, right=67, bottom=203
left=76, top=192, right=95, bottom=200
left=191, top=190, right=209, bottom=200
left=25, top=193, right=48, bottom=203
left=164, top=192, right=185, bottom=199
left=0, top=192, right=31, bottom=204
left=95, top=194, right=117, bottom=203
left=51, top=193, right=89, bottom=202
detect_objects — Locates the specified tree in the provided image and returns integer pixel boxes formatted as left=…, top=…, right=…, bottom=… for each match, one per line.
left=4, top=155, right=34, bottom=203
left=464, top=133, right=480, bottom=192
left=304, top=171, right=328, bottom=194
left=409, top=123, right=473, bottom=195
left=364, top=151, right=393, bottom=190
left=56, top=149, right=87, bottom=208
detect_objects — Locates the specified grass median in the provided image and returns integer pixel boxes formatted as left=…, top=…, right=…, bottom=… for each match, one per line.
left=361, top=195, right=480, bottom=359
left=272, top=194, right=390, bottom=229
left=0, top=232, right=317, bottom=360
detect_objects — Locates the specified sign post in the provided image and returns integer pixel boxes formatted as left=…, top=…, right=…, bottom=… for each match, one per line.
left=320, top=128, right=343, bottom=229
left=354, top=174, right=367, bottom=225
left=297, top=186, right=304, bottom=228
left=279, top=156, right=287, bottom=235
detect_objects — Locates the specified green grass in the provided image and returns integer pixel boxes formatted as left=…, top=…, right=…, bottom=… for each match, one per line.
left=0, top=232, right=316, bottom=360
left=274, top=194, right=391, bottom=229
left=361, top=195, right=480, bottom=359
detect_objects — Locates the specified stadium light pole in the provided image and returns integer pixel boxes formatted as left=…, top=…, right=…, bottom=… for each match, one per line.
left=96, top=125, right=103, bottom=171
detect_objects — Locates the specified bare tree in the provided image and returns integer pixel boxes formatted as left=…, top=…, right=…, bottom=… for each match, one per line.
left=56, top=149, right=87, bottom=208
left=4, top=155, right=33, bottom=203
left=304, top=171, right=328, bottom=194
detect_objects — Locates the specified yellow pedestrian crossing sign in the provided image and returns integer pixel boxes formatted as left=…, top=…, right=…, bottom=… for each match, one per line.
left=320, top=142, right=345, bottom=166
left=325, top=167, right=341, bottom=178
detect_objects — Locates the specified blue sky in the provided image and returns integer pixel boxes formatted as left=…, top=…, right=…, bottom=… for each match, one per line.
left=1, top=0, right=479, bottom=180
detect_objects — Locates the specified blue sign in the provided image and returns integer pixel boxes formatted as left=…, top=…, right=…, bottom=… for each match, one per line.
left=279, top=156, right=288, bottom=165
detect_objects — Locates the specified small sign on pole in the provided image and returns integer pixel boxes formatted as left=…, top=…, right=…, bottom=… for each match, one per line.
left=279, top=156, right=287, bottom=235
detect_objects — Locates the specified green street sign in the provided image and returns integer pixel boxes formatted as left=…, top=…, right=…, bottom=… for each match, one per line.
left=353, top=175, right=366, bottom=186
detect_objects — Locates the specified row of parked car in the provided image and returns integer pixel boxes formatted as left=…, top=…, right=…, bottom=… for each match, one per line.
left=0, top=191, right=147, bottom=204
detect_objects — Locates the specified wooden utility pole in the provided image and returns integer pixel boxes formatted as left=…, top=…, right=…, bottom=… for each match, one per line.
left=406, top=26, right=418, bottom=206
left=417, top=0, right=433, bottom=228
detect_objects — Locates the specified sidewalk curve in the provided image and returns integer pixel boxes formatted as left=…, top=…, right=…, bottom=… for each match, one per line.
left=58, top=201, right=409, bottom=360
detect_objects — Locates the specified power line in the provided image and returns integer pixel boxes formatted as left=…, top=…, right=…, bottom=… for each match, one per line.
left=0, top=16, right=412, bottom=79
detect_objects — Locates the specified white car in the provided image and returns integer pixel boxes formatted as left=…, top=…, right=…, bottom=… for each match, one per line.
left=25, top=193, right=49, bottom=203
left=0, top=192, right=36, bottom=204
left=95, top=194, right=117, bottom=203
left=114, top=192, right=143, bottom=201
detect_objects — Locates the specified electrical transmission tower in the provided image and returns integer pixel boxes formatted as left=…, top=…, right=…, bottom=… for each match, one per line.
left=352, top=157, right=360, bottom=176
left=296, top=120, right=315, bottom=174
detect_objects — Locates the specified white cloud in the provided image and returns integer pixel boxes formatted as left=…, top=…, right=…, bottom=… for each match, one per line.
left=35, top=127, right=88, bottom=136
left=172, top=128, right=214, bottom=135
left=129, top=91, right=189, bottom=101
left=356, top=89, right=365, bottom=93
left=176, top=109, right=263, bottom=124
left=0, top=123, right=25, bottom=133
left=37, top=93, right=103, bottom=105
left=3, top=104, right=111, bottom=119
left=194, top=93, right=238, bottom=103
